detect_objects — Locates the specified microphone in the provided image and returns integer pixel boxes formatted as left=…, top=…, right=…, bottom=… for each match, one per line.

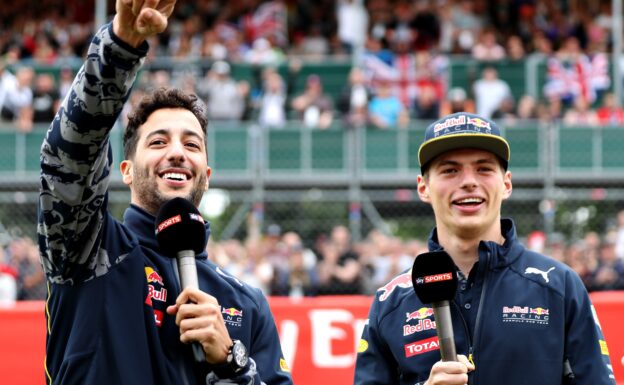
left=155, top=197, right=207, bottom=362
left=411, top=251, right=459, bottom=362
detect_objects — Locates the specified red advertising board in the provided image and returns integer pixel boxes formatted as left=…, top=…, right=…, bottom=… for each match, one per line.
left=0, top=293, right=622, bottom=385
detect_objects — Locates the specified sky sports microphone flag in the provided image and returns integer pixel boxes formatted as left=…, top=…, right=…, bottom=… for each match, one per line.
left=155, top=197, right=207, bottom=362
left=411, top=251, right=459, bottom=362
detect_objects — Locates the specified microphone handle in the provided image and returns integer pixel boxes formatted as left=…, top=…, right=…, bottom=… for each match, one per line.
left=432, top=300, right=457, bottom=362
left=176, top=250, right=205, bottom=363
left=177, top=250, right=199, bottom=289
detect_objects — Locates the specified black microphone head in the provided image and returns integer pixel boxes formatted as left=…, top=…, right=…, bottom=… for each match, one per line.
left=155, top=197, right=206, bottom=256
left=411, top=251, right=458, bottom=304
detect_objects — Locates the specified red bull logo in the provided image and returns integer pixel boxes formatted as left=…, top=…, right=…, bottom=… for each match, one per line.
left=378, top=271, right=413, bottom=302
left=145, top=267, right=164, bottom=285
left=222, top=307, right=243, bottom=317
left=406, top=307, right=434, bottom=322
left=530, top=307, right=549, bottom=316
left=433, top=115, right=466, bottom=133
left=467, top=116, right=491, bottom=130
left=403, top=319, right=436, bottom=336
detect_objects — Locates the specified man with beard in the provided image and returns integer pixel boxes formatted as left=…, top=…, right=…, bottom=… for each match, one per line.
left=37, top=1, right=292, bottom=384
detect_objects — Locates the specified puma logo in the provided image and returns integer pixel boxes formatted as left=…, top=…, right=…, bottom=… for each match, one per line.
left=525, top=267, right=555, bottom=283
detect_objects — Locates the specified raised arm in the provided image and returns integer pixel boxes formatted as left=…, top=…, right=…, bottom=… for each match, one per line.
left=38, top=0, right=177, bottom=284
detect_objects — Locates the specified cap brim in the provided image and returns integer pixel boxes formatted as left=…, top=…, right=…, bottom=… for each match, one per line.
left=418, top=133, right=510, bottom=168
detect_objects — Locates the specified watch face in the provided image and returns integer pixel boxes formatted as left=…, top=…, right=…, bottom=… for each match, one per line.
left=232, top=341, right=248, bottom=368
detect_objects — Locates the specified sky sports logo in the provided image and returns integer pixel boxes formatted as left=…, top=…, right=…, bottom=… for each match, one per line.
left=414, top=272, right=453, bottom=285
left=156, top=214, right=181, bottom=233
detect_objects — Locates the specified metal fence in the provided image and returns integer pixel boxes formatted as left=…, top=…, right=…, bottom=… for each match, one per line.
left=4, top=118, right=624, bottom=298
left=3, top=119, right=624, bottom=244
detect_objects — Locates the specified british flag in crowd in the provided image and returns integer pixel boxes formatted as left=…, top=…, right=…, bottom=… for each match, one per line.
left=543, top=52, right=610, bottom=104
left=362, top=52, right=448, bottom=108
left=243, top=0, right=288, bottom=47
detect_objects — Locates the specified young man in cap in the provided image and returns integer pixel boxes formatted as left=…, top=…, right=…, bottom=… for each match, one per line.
left=354, top=112, right=616, bottom=384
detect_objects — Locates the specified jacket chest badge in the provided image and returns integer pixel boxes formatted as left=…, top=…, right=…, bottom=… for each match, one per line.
left=502, top=305, right=550, bottom=325
left=404, top=307, right=436, bottom=336
left=144, top=267, right=168, bottom=304
left=222, top=306, right=244, bottom=327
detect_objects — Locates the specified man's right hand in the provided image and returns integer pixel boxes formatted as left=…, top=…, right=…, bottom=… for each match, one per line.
left=113, top=0, right=177, bottom=48
left=425, top=354, right=475, bottom=385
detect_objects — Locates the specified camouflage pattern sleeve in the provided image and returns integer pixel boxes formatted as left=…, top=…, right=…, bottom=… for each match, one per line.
left=38, top=23, right=147, bottom=285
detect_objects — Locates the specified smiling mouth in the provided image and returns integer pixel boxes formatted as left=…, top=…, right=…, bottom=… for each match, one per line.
left=453, top=197, right=484, bottom=206
left=161, top=172, right=189, bottom=182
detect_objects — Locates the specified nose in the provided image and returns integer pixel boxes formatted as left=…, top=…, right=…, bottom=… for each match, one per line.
left=459, top=168, right=478, bottom=189
left=166, top=139, right=187, bottom=162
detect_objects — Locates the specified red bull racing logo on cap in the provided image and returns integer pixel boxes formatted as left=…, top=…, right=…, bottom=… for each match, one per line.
left=432, top=114, right=493, bottom=137
left=433, top=115, right=466, bottom=133
left=378, top=271, right=413, bottom=302
left=467, top=116, right=491, bottom=129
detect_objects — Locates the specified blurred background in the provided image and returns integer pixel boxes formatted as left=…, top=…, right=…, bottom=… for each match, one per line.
left=2, top=0, right=624, bottom=303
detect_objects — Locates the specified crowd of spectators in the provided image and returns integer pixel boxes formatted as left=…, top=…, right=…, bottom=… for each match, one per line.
left=1, top=0, right=623, bottom=132
left=2, top=211, right=624, bottom=305
left=0, top=231, right=47, bottom=306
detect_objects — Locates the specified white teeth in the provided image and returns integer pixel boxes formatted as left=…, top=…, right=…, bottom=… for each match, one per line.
left=456, top=197, right=483, bottom=204
left=162, top=172, right=187, bottom=181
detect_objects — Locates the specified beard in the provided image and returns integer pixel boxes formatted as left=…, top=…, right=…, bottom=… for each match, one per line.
left=132, top=164, right=207, bottom=215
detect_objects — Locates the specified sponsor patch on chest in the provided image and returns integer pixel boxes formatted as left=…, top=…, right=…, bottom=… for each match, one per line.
left=405, top=336, right=440, bottom=357
left=502, top=305, right=550, bottom=325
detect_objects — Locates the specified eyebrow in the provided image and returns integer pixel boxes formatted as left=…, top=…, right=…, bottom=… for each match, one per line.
left=435, top=157, right=497, bottom=168
left=145, top=128, right=205, bottom=143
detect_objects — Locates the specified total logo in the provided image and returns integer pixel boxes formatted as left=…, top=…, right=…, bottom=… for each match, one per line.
left=405, top=336, right=440, bottom=358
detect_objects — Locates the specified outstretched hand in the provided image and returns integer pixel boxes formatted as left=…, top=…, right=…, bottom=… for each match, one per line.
left=113, top=0, right=177, bottom=47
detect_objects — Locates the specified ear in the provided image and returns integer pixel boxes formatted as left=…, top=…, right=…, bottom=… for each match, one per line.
left=417, top=175, right=431, bottom=203
left=502, top=170, right=513, bottom=200
left=204, top=166, right=212, bottom=191
left=120, top=160, right=133, bottom=186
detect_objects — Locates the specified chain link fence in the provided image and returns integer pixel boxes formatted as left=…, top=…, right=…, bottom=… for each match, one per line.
left=3, top=118, right=624, bottom=300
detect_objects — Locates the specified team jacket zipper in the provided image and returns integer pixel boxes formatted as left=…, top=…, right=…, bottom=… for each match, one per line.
left=468, top=249, right=492, bottom=385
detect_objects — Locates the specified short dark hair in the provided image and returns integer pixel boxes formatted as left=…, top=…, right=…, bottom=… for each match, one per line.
left=123, top=88, right=208, bottom=160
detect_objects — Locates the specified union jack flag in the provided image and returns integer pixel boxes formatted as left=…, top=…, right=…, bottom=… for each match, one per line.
left=243, top=0, right=288, bottom=47
left=543, top=52, right=610, bottom=104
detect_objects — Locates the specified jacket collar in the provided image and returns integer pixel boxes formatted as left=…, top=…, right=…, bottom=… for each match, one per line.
left=427, top=218, right=522, bottom=269
left=123, top=204, right=211, bottom=260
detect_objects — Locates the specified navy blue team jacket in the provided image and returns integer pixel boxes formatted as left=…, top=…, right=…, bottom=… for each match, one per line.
left=354, top=219, right=616, bottom=385
left=38, top=24, right=292, bottom=385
